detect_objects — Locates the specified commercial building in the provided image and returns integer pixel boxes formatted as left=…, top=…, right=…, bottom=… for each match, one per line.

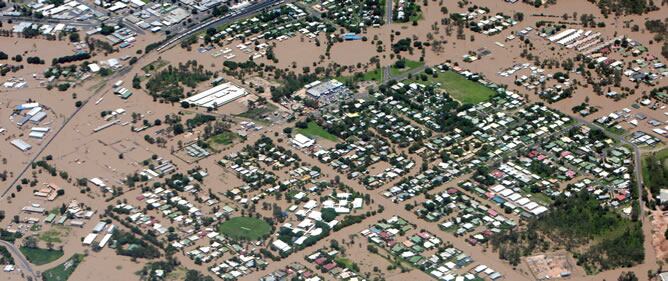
left=306, top=79, right=344, bottom=100
left=291, top=134, right=315, bottom=149
left=181, top=82, right=247, bottom=109
left=10, top=139, right=32, bottom=151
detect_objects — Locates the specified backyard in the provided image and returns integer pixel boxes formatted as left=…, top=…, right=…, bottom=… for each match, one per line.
left=218, top=217, right=272, bottom=241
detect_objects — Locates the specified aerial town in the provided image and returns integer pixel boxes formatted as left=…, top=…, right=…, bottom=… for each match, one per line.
left=0, top=0, right=667, bottom=281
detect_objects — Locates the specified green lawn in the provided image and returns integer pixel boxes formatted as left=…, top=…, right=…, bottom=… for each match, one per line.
left=219, top=217, right=272, bottom=240
left=297, top=121, right=338, bottom=141
left=390, top=60, right=424, bottom=76
left=415, top=71, right=496, bottom=104
left=334, top=256, right=357, bottom=271
left=20, top=247, right=64, bottom=266
left=209, top=131, right=238, bottom=145
left=42, top=254, right=84, bottom=281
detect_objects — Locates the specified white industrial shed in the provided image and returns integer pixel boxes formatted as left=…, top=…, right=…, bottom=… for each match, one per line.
left=181, top=82, right=247, bottom=108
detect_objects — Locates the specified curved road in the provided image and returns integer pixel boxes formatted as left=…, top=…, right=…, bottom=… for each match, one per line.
left=0, top=240, right=38, bottom=281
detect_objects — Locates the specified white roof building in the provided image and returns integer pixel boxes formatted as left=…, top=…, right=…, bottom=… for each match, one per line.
left=291, top=134, right=315, bottom=148
left=181, top=82, right=247, bottom=108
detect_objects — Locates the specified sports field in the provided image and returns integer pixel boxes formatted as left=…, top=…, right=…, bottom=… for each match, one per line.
left=419, top=71, right=496, bottom=104
left=219, top=217, right=272, bottom=240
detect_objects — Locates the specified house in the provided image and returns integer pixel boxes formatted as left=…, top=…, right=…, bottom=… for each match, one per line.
left=83, top=233, right=98, bottom=245
left=33, top=183, right=63, bottom=201
left=660, top=189, right=668, bottom=204
left=10, top=139, right=31, bottom=152
left=272, top=240, right=292, bottom=253
left=660, top=272, right=668, bottom=281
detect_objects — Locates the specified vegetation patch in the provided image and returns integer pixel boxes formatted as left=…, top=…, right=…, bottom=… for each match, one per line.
left=209, top=131, right=238, bottom=146
left=42, top=253, right=84, bottom=281
left=297, top=121, right=338, bottom=141
left=113, top=230, right=161, bottom=259
left=491, top=192, right=643, bottom=273
left=0, top=245, right=14, bottom=265
left=218, top=217, right=272, bottom=241
left=145, top=60, right=212, bottom=103
left=390, top=59, right=423, bottom=76
left=236, top=103, right=277, bottom=123
left=642, top=148, right=668, bottom=197
left=20, top=247, right=64, bottom=266
left=141, top=59, right=169, bottom=73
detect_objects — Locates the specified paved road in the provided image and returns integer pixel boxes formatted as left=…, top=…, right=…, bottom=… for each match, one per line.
left=385, top=0, right=393, bottom=25
left=0, top=240, right=39, bottom=281
left=382, top=64, right=427, bottom=83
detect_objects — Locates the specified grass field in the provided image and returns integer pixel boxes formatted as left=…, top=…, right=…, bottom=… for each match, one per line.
left=390, top=60, right=423, bottom=76
left=297, top=121, right=337, bottom=141
left=20, top=247, right=64, bottom=266
left=219, top=217, right=272, bottom=240
left=38, top=226, right=71, bottom=244
left=209, top=131, right=238, bottom=145
left=416, top=71, right=495, bottom=104
left=42, top=253, right=84, bottom=281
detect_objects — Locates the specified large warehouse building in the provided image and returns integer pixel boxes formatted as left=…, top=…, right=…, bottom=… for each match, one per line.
left=181, top=82, right=248, bottom=109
